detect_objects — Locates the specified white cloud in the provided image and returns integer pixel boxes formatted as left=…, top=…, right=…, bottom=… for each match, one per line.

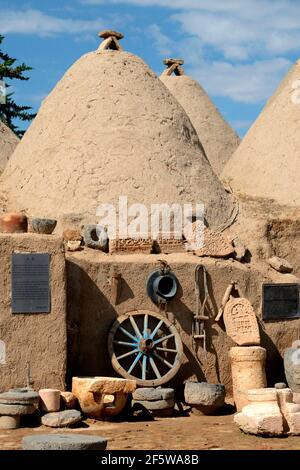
left=0, top=8, right=106, bottom=37
left=188, top=58, right=291, bottom=103
left=81, top=0, right=300, bottom=59
left=172, top=9, right=300, bottom=60
left=147, top=24, right=173, bottom=56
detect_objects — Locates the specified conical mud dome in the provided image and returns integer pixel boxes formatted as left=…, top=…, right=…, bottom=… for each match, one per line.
left=1, top=33, right=237, bottom=231
left=160, top=59, right=240, bottom=176
left=0, top=121, right=19, bottom=173
left=222, top=59, right=300, bottom=206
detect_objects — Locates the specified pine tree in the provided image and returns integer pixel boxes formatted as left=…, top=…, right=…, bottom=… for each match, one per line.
left=0, top=35, right=36, bottom=137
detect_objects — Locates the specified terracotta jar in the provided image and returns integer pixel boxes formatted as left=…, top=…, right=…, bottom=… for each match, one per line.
left=284, top=340, right=300, bottom=393
left=39, top=388, right=61, bottom=412
left=230, top=346, right=267, bottom=411
left=0, top=213, right=27, bottom=233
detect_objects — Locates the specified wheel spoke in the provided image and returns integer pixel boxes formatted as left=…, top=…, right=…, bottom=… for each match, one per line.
left=113, top=340, right=137, bottom=347
left=149, top=356, right=161, bottom=378
left=150, top=319, right=164, bottom=339
left=119, top=326, right=138, bottom=342
left=111, top=311, right=182, bottom=386
left=153, top=333, right=174, bottom=345
left=142, top=354, right=147, bottom=380
left=128, top=352, right=142, bottom=374
left=143, top=314, right=148, bottom=339
left=156, top=347, right=177, bottom=353
left=116, top=349, right=139, bottom=360
left=129, top=315, right=142, bottom=339
left=153, top=351, right=173, bottom=369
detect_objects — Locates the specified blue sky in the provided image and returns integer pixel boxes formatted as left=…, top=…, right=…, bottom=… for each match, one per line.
left=1, top=0, right=300, bottom=136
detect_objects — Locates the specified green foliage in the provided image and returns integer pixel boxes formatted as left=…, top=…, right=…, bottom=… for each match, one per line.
left=0, top=35, right=36, bottom=137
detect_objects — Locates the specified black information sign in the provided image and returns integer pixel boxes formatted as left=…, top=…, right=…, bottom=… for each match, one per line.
left=263, top=283, right=300, bottom=320
left=11, top=253, right=50, bottom=314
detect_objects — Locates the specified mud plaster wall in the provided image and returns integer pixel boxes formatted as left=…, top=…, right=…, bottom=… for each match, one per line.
left=66, top=251, right=300, bottom=394
left=0, top=233, right=66, bottom=391
left=267, top=219, right=300, bottom=277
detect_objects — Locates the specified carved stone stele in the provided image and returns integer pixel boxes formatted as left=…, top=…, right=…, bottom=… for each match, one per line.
left=224, top=297, right=260, bottom=346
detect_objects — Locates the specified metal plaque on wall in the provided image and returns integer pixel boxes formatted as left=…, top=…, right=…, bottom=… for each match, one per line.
left=263, top=283, right=300, bottom=320
left=11, top=253, right=50, bottom=313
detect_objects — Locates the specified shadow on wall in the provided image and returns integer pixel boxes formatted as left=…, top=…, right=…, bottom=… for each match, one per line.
left=171, top=268, right=223, bottom=384
left=258, top=322, right=285, bottom=386
left=66, top=260, right=118, bottom=389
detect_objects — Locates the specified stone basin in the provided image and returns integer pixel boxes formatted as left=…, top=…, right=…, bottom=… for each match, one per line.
left=72, top=376, right=136, bottom=419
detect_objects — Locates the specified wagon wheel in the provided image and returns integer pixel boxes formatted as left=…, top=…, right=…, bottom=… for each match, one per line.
left=108, top=310, right=183, bottom=387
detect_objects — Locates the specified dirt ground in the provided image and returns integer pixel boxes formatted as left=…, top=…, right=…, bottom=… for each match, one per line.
left=1, top=413, right=300, bottom=451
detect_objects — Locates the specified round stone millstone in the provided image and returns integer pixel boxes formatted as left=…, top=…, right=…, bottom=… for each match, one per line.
left=0, top=403, right=36, bottom=416
left=132, top=398, right=174, bottom=411
left=41, top=410, right=82, bottom=428
left=133, top=388, right=174, bottom=401
left=0, top=389, right=39, bottom=405
left=22, top=434, right=108, bottom=451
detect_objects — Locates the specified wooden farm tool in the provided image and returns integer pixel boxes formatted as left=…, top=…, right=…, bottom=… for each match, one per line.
left=192, top=265, right=210, bottom=357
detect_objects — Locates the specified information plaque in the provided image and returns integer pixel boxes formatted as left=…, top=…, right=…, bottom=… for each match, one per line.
left=263, top=283, right=300, bottom=320
left=11, top=253, right=50, bottom=314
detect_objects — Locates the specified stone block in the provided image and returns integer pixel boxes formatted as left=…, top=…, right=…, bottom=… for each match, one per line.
left=0, top=415, right=20, bottom=429
left=268, top=256, right=293, bottom=273
left=72, top=376, right=136, bottom=419
left=194, top=228, right=234, bottom=258
left=184, top=382, right=225, bottom=414
left=60, top=391, right=78, bottom=410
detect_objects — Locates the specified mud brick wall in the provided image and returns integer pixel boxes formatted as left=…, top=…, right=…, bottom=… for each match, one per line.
left=66, top=250, right=300, bottom=394
left=0, top=233, right=66, bottom=391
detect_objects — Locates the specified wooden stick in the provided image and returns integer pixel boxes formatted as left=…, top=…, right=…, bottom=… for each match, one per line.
left=215, top=282, right=234, bottom=321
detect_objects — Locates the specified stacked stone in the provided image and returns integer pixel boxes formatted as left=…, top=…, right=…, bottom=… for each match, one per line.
left=184, top=382, right=225, bottom=415
left=0, top=388, right=39, bottom=429
left=218, top=289, right=266, bottom=412
left=132, top=388, right=175, bottom=417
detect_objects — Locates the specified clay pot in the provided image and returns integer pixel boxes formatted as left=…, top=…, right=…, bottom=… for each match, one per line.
left=39, top=388, right=61, bottom=412
left=284, top=340, right=300, bottom=393
left=31, top=218, right=57, bottom=234
left=0, top=213, right=27, bottom=233
left=230, top=346, right=267, bottom=411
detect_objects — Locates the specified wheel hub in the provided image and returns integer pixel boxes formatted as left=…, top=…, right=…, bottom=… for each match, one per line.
left=139, top=338, right=154, bottom=353
left=108, top=310, right=183, bottom=386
